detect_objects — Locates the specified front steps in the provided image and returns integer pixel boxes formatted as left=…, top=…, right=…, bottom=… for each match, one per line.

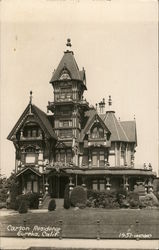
left=40, top=196, right=64, bottom=209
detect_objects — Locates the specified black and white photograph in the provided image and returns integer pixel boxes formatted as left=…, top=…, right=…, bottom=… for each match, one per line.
left=0, top=0, right=158, bottom=249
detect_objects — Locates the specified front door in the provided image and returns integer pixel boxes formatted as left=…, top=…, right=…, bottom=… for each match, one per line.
left=49, top=175, right=69, bottom=198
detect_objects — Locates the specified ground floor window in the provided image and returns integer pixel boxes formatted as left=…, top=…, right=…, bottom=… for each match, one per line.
left=26, top=180, right=38, bottom=193
left=92, top=179, right=105, bottom=191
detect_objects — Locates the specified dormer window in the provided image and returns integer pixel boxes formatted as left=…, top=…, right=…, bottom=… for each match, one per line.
left=59, top=68, right=71, bottom=80
left=91, top=124, right=104, bottom=139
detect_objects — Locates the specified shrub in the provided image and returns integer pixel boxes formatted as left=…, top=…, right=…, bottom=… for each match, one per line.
left=14, top=193, right=39, bottom=210
left=64, top=184, right=70, bottom=209
left=70, top=186, right=87, bottom=207
left=15, top=194, right=29, bottom=210
left=18, top=200, right=28, bottom=214
left=87, top=189, right=120, bottom=209
left=26, top=193, right=39, bottom=209
left=116, top=188, right=128, bottom=206
left=48, top=199, right=56, bottom=211
left=9, top=182, right=19, bottom=209
left=139, top=193, right=159, bottom=208
left=128, top=192, right=140, bottom=208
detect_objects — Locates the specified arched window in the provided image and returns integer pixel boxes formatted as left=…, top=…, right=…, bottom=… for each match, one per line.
left=91, top=124, right=104, bottom=139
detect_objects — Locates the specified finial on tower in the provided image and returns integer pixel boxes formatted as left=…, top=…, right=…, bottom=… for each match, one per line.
left=66, top=38, right=72, bottom=48
left=108, top=95, right=112, bottom=106
left=29, top=91, right=33, bottom=104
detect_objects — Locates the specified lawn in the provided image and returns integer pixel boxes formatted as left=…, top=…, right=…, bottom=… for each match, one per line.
left=1, top=208, right=159, bottom=239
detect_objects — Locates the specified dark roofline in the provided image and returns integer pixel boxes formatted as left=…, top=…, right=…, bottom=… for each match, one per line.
left=7, top=103, right=57, bottom=141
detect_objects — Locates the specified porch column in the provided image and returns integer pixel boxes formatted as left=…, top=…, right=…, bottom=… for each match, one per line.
left=82, top=176, right=87, bottom=190
left=123, top=176, right=129, bottom=191
left=75, top=174, right=78, bottom=186
left=104, top=151, right=108, bottom=167
left=144, top=180, right=148, bottom=194
left=148, top=178, right=153, bottom=193
left=106, top=177, right=111, bottom=190
left=44, top=176, right=49, bottom=195
left=88, top=149, right=91, bottom=168
left=69, top=176, right=74, bottom=196
left=22, top=174, right=25, bottom=194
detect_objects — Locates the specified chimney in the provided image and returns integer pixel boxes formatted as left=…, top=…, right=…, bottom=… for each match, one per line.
left=98, top=98, right=105, bottom=114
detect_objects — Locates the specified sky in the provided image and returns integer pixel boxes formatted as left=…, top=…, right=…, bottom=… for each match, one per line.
left=0, top=0, right=158, bottom=177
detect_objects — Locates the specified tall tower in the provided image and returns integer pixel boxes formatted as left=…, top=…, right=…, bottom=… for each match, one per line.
left=48, top=39, right=89, bottom=165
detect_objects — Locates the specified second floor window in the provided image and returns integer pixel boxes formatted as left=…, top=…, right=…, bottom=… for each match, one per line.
left=92, top=150, right=105, bottom=167
left=91, top=125, right=104, bottom=139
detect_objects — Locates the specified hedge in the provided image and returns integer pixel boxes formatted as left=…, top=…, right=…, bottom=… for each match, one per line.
left=18, top=200, right=28, bottom=214
left=70, top=186, right=87, bottom=207
left=87, top=190, right=120, bottom=209
left=14, top=193, right=39, bottom=210
left=63, top=183, right=70, bottom=209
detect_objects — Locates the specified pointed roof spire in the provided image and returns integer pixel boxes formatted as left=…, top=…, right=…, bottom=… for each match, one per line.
left=65, top=38, right=72, bottom=53
left=29, top=91, right=33, bottom=114
left=29, top=90, right=33, bottom=104
left=50, top=39, right=86, bottom=88
left=108, top=95, right=112, bottom=106
left=66, top=38, right=72, bottom=48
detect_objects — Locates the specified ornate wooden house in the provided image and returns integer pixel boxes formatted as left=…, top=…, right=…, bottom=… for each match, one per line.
left=7, top=39, right=156, bottom=198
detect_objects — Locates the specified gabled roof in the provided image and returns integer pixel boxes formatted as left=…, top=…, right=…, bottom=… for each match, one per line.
left=50, top=51, right=86, bottom=88
left=16, top=166, right=41, bottom=177
left=80, top=109, right=111, bottom=141
left=7, top=103, right=57, bottom=141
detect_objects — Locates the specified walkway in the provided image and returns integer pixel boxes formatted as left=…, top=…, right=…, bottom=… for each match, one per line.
left=0, top=238, right=159, bottom=250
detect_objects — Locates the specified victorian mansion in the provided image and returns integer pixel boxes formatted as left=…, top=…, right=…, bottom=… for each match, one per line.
left=7, top=39, right=156, bottom=198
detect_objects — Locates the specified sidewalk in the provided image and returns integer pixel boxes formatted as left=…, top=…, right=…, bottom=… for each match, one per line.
left=0, top=238, right=159, bottom=250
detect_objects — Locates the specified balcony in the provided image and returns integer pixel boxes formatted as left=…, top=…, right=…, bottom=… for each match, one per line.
left=47, top=98, right=89, bottom=112
left=87, top=140, right=111, bottom=148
